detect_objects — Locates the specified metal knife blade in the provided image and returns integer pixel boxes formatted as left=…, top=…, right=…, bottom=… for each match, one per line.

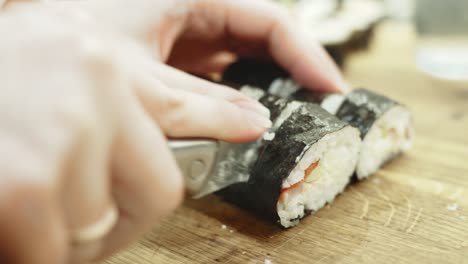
left=169, top=139, right=261, bottom=198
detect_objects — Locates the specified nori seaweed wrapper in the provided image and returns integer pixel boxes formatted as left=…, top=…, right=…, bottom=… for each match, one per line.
left=289, top=88, right=333, bottom=104
left=224, top=59, right=327, bottom=99
left=271, top=85, right=401, bottom=140
left=223, top=59, right=288, bottom=90
left=224, top=60, right=401, bottom=140
left=335, top=88, right=398, bottom=138
left=219, top=103, right=348, bottom=224
left=259, top=94, right=289, bottom=123
left=262, top=79, right=401, bottom=140
left=223, top=59, right=335, bottom=105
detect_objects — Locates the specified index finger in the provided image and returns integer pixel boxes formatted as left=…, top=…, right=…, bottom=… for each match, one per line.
left=195, top=0, right=350, bottom=93
left=80, top=0, right=349, bottom=93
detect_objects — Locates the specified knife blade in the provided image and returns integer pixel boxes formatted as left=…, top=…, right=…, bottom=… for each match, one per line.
left=169, top=139, right=261, bottom=198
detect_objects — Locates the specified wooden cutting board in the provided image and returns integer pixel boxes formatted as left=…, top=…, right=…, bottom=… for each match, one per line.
left=105, top=22, right=468, bottom=264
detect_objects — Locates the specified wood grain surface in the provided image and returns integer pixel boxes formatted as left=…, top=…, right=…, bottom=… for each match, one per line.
left=105, top=22, right=468, bottom=264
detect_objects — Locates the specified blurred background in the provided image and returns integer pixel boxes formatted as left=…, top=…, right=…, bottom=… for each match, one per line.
left=277, top=0, right=468, bottom=81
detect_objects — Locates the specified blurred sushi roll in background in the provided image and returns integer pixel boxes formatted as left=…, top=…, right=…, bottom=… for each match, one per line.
left=221, top=88, right=361, bottom=227
left=222, top=59, right=414, bottom=181
left=275, top=0, right=385, bottom=67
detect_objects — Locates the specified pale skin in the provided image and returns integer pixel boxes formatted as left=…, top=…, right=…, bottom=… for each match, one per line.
left=0, top=0, right=348, bottom=263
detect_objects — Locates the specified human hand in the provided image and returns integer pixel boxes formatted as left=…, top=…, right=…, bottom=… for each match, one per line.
left=0, top=4, right=271, bottom=264
left=76, top=0, right=350, bottom=93
left=0, top=0, right=349, bottom=263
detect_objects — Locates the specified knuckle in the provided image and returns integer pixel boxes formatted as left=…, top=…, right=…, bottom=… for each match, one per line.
left=157, top=93, right=188, bottom=134
left=161, top=118, right=187, bottom=137
left=7, top=102, right=101, bottom=171
left=54, top=96, right=99, bottom=138
left=161, top=92, right=186, bottom=114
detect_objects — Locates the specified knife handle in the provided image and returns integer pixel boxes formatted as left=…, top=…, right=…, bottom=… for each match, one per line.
left=168, top=140, right=218, bottom=197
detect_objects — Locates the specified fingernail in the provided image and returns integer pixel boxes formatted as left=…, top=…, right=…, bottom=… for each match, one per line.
left=235, top=100, right=272, bottom=129
left=246, top=111, right=273, bottom=129
left=324, top=62, right=351, bottom=94
left=235, top=100, right=271, bottom=119
left=337, top=79, right=352, bottom=94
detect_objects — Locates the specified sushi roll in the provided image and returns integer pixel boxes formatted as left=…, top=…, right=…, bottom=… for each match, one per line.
left=270, top=81, right=413, bottom=180
left=273, top=0, right=384, bottom=66
left=223, top=60, right=414, bottom=180
left=333, top=89, right=413, bottom=179
left=221, top=89, right=361, bottom=227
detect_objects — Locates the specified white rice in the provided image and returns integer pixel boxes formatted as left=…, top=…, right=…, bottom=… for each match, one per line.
left=268, top=79, right=301, bottom=97
left=240, top=85, right=265, bottom=100
left=277, top=126, right=361, bottom=227
left=320, top=94, right=346, bottom=115
left=272, top=101, right=302, bottom=131
left=263, top=131, right=276, bottom=141
left=357, top=106, right=413, bottom=179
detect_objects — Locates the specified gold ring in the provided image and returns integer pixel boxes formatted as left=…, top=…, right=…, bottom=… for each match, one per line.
left=71, top=207, right=118, bottom=243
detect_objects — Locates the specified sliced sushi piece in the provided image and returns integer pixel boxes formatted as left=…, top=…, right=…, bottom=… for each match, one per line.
left=221, top=100, right=361, bottom=228
left=334, top=89, right=413, bottom=179
left=271, top=81, right=414, bottom=180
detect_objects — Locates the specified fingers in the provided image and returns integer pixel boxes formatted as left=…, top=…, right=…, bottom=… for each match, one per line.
left=97, top=96, right=184, bottom=260
left=167, top=39, right=237, bottom=74
left=0, top=139, right=67, bottom=264
left=60, top=143, right=114, bottom=263
left=0, top=22, right=119, bottom=264
left=122, top=55, right=271, bottom=142
left=116, top=44, right=270, bottom=142
left=149, top=62, right=252, bottom=102
left=191, top=0, right=349, bottom=93
left=267, top=19, right=350, bottom=93
left=134, top=70, right=271, bottom=143
left=58, top=108, right=114, bottom=262
left=0, top=186, right=67, bottom=264
left=192, top=51, right=237, bottom=75
left=80, top=0, right=190, bottom=60
left=60, top=48, right=124, bottom=262
left=82, top=0, right=349, bottom=93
